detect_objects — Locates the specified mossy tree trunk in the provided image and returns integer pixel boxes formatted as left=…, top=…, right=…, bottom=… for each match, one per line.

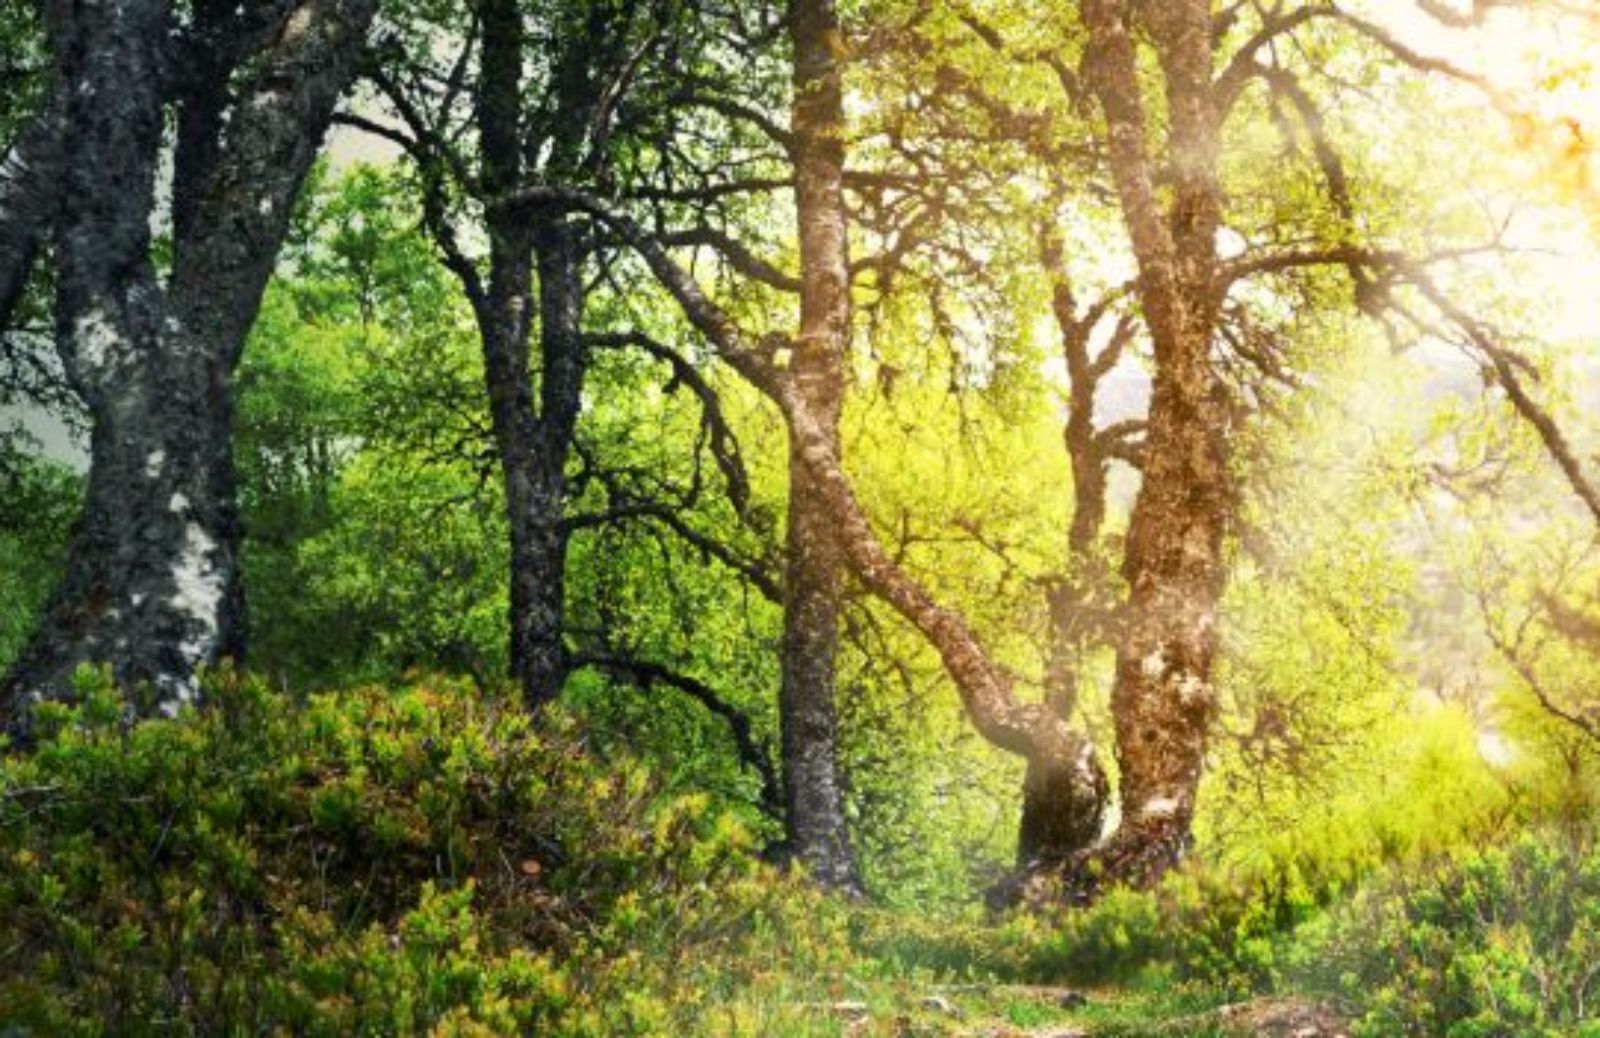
left=782, top=0, right=863, bottom=893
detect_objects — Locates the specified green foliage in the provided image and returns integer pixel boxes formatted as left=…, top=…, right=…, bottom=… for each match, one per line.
left=236, top=165, right=508, bottom=689
left=1320, top=835, right=1600, bottom=1037
left=0, top=667, right=1530, bottom=1036
left=0, top=438, right=79, bottom=673
left=0, top=671, right=859, bottom=1036
left=0, top=3, right=46, bottom=142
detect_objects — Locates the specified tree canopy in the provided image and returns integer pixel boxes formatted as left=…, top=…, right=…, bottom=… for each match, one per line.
left=3, top=0, right=1600, bottom=1033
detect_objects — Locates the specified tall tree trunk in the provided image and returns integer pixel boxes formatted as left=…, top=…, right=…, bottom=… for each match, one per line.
left=525, top=214, right=586, bottom=705
left=1020, top=224, right=1129, bottom=868
left=473, top=0, right=545, bottom=708
left=3, top=0, right=223, bottom=718
left=782, top=0, right=861, bottom=893
left=466, top=0, right=592, bottom=710
left=9, top=343, right=244, bottom=716
left=1, top=0, right=376, bottom=730
left=480, top=280, right=557, bottom=708
left=1082, top=0, right=1229, bottom=887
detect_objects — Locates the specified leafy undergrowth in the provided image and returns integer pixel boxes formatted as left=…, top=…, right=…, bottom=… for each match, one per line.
left=1, top=672, right=1595, bottom=1036
left=0, top=671, right=859, bottom=1035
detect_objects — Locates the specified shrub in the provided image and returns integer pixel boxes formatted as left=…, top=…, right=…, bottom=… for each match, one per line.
left=0, top=669, right=853, bottom=1035
left=1318, top=835, right=1600, bottom=1037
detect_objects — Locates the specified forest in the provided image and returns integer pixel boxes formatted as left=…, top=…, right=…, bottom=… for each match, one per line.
left=2, top=0, right=1600, bottom=1034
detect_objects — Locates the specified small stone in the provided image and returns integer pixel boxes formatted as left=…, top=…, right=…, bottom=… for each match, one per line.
left=920, top=994, right=959, bottom=1016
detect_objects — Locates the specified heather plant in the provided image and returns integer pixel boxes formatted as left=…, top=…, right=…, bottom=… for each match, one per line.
left=0, top=670, right=855, bottom=1036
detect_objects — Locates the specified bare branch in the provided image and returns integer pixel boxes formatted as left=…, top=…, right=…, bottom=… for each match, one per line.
left=586, top=328, right=754, bottom=517
left=572, top=651, right=784, bottom=818
left=658, top=226, right=800, bottom=292
left=0, top=102, right=62, bottom=334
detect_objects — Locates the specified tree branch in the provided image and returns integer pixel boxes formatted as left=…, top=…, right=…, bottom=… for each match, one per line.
left=0, top=102, right=62, bottom=335
left=587, top=328, right=754, bottom=517
left=571, top=652, right=784, bottom=819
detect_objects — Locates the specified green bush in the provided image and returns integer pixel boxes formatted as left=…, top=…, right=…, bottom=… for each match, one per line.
left=1004, top=861, right=1325, bottom=994
left=849, top=851, right=1342, bottom=998
left=1319, top=835, right=1600, bottom=1037
left=0, top=439, right=79, bottom=673
left=0, top=670, right=854, bottom=1036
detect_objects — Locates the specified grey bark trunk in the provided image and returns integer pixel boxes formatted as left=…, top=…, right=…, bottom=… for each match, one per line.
left=522, top=216, right=585, bottom=707
left=4, top=0, right=231, bottom=717
left=8, top=354, right=244, bottom=714
left=782, top=0, right=862, bottom=893
left=466, top=0, right=590, bottom=710
left=1, top=0, right=376, bottom=730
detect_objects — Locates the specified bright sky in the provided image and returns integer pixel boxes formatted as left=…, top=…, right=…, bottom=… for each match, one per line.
left=1369, top=1, right=1600, bottom=345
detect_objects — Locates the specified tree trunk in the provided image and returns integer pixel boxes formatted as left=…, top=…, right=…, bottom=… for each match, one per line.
left=525, top=215, right=586, bottom=705
left=782, top=0, right=862, bottom=893
left=480, top=290, right=559, bottom=708
left=467, top=0, right=590, bottom=711
left=1101, top=368, right=1227, bottom=882
left=1018, top=222, right=1128, bottom=868
left=6, top=353, right=243, bottom=714
left=1, top=0, right=376, bottom=730
left=1080, top=0, right=1229, bottom=889
left=1015, top=735, right=1110, bottom=868
left=3, top=0, right=231, bottom=717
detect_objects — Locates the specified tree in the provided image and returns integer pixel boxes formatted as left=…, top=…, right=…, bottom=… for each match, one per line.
left=0, top=0, right=377, bottom=729
left=355, top=0, right=753, bottom=705
left=357, top=0, right=865, bottom=888
left=779, top=0, right=864, bottom=893
left=560, top=0, right=1533, bottom=895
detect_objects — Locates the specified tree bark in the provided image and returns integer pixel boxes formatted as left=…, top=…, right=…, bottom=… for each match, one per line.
left=1021, top=231, right=1128, bottom=867
left=1079, top=0, right=1230, bottom=887
left=460, top=0, right=596, bottom=711
left=1, top=0, right=376, bottom=730
left=470, top=0, right=553, bottom=709
left=781, top=0, right=862, bottom=893
left=525, top=214, right=585, bottom=705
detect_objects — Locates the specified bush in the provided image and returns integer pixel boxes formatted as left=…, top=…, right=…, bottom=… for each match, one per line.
left=0, top=670, right=853, bottom=1035
left=1008, top=861, right=1326, bottom=994
left=850, top=852, right=1339, bottom=998
left=1319, top=835, right=1600, bottom=1037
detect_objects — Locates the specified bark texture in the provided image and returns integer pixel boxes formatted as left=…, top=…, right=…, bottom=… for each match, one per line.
left=470, top=0, right=564, bottom=709
left=781, top=0, right=862, bottom=893
left=1, top=0, right=376, bottom=730
left=428, top=0, right=603, bottom=710
left=1079, top=0, right=1230, bottom=887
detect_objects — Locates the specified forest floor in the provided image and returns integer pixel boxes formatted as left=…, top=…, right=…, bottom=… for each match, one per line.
left=780, top=981, right=1351, bottom=1037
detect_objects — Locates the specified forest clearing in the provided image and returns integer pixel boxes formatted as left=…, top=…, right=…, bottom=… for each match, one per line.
left=3, top=0, right=1600, bottom=1034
